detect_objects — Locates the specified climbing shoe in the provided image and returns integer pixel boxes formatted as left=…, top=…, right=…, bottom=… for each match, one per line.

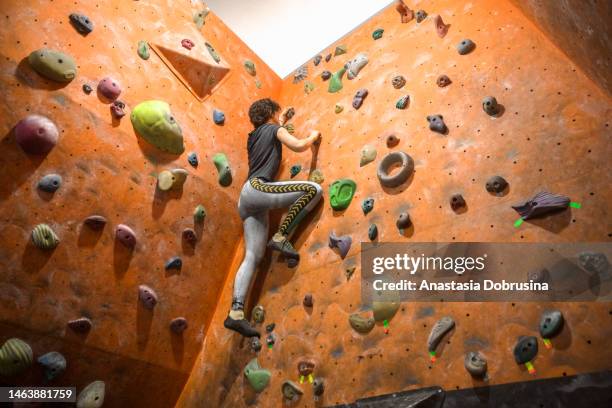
left=268, top=233, right=300, bottom=262
left=224, top=316, right=260, bottom=338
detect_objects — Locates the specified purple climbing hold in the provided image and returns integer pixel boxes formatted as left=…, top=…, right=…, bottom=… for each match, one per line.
left=321, top=70, right=331, bottom=81
left=512, top=191, right=570, bottom=220
left=170, top=317, right=188, bottom=334
left=115, top=224, right=136, bottom=248
left=313, top=55, right=322, bottom=66
left=450, top=194, right=466, bottom=211
left=352, top=89, right=368, bottom=110
left=84, top=215, right=107, bottom=230
left=182, top=228, right=197, bottom=244
left=325, top=53, right=332, bottom=62
left=165, top=256, right=182, bottom=271
left=69, top=13, right=93, bottom=35
left=138, top=285, right=158, bottom=310
left=15, top=115, right=59, bottom=155
left=97, top=76, right=121, bottom=101
left=67, top=317, right=92, bottom=333
left=329, top=231, right=352, bottom=259
left=396, top=212, right=411, bottom=230
left=110, top=100, right=126, bottom=119
left=181, top=39, right=195, bottom=50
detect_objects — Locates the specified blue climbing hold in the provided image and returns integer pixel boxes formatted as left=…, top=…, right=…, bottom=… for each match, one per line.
left=188, top=152, right=198, bottom=167
left=290, top=164, right=302, bottom=178
left=213, top=109, right=225, bottom=125
left=37, top=174, right=62, bottom=193
left=165, top=256, right=182, bottom=271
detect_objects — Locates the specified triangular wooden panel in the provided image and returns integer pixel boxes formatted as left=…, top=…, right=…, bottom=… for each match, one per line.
left=150, top=32, right=231, bottom=102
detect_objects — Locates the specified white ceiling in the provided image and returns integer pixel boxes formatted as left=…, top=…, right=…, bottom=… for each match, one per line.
left=206, top=0, right=393, bottom=78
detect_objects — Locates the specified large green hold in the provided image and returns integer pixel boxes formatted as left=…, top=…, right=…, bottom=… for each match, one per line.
left=213, top=153, right=232, bottom=186
left=328, top=67, right=346, bottom=93
left=131, top=101, right=184, bottom=154
left=329, top=179, right=356, bottom=210
left=244, top=358, right=271, bottom=392
left=28, top=48, right=77, bottom=83
left=0, top=338, right=33, bottom=376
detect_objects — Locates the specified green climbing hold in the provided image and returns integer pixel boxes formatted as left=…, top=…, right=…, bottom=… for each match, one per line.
left=329, top=179, right=356, bottom=210
left=372, top=28, right=384, bottom=40
left=244, top=358, right=271, bottom=392
left=0, top=338, right=33, bottom=376
left=309, top=169, right=324, bottom=184
left=284, top=123, right=295, bottom=134
left=255, top=79, right=262, bottom=89
left=193, top=8, right=209, bottom=29
left=205, top=42, right=221, bottom=63
left=335, top=104, right=343, bottom=114
left=213, top=153, right=232, bottom=186
left=194, top=204, right=206, bottom=223
left=28, top=48, right=77, bottom=83
left=290, top=164, right=302, bottom=178
left=137, top=40, right=150, bottom=60
left=32, top=224, right=59, bottom=250
left=244, top=60, right=256, bottom=76
left=334, top=45, right=347, bottom=56
left=328, top=67, right=346, bottom=93
left=304, top=81, right=315, bottom=94
left=349, top=314, right=375, bottom=334
left=131, top=100, right=184, bottom=154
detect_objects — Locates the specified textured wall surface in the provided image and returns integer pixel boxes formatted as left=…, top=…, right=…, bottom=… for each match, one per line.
left=177, top=0, right=611, bottom=407
left=0, top=0, right=281, bottom=406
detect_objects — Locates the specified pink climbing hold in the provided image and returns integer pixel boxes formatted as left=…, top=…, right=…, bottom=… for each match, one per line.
left=110, top=100, right=126, bottom=119
left=97, top=76, right=122, bottom=101
left=14, top=114, right=59, bottom=155
left=434, top=15, right=450, bottom=38
left=181, top=39, right=195, bottom=50
left=115, top=224, right=136, bottom=248
left=170, top=317, right=188, bottom=333
left=138, top=285, right=158, bottom=309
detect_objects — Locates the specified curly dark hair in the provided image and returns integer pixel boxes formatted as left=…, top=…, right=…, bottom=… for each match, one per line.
left=248, top=98, right=280, bottom=128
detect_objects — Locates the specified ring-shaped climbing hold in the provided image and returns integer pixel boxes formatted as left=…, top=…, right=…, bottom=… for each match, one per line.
left=377, top=151, right=414, bottom=188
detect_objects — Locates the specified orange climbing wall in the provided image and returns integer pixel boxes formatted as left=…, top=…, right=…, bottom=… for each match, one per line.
left=0, top=0, right=281, bottom=407
left=177, top=0, right=612, bottom=407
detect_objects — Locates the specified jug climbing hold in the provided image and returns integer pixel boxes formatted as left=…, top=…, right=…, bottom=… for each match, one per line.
left=37, top=174, right=62, bottom=193
left=181, top=39, right=195, bottom=50
left=157, top=168, right=188, bottom=191
left=396, top=0, right=414, bottom=23
left=138, top=285, right=158, bottom=310
left=303, top=294, right=313, bottom=308
left=512, top=191, right=570, bottom=220
left=97, top=77, right=121, bottom=101
left=298, top=360, right=315, bottom=377
left=349, top=314, right=375, bottom=334
left=325, top=53, right=332, bottom=62
left=67, top=317, right=92, bottom=333
left=182, top=228, right=197, bottom=244
left=427, top=316, right=455, bottom=352
left=194, top=204, right=206, bottom=223
left=244, top=60, right=256, bottom=76
left=360, top=145, right=377, bottom=167
left=377, top=151, right=414, bottom=188
left=290, top=164, right=301, bottom=178
left=266, top=323, right=275, bottom=333
left=464, top=351, right=487, bottom=377
left=392, top=75, right=406, bottom=89
left=131, top=100, right=184, bottom=154
left=285, top=108, right=295, bottom=120
left=328, top=67, right=346, bottom=93
left=69, top=13, right=93, bottom=35
left=0, top=338, right=33, bottom=376
left=352, top=88, right=368, bottom=109
left=84, top=215, right=107, bottom=230
left=213, top=153, right=232, bottom=186
left=433, top=15, right=450, bottom=38
left=362, top=198, right=374, bottom=214
left=309, top=169, right=324, bottom=184
left=578, top=252, right=610, bottom=277
left=110, top=100, right=126, bottom=119
left=15, top=115, right=59, bottom=155
left=513, top=336, right=538, bottom=364
left=115, top=224, right=136, bottom=248
left=251, top=337, right=262, bottom=352
left=32, top=224, right=59, bottom=250
left=205, top=42, right=221, bottom=63
left=334, top=45, right=347, bottom=56
left=372, top=28, right=384, bottom=40
left=457, top=39, right=476, bottom=55
left=329, top=231, right=352, bottom=258
left=368, top=224, right=378, bottom=241
left=329, top=179, right=356, bottom=210
left=165, top=256, right=182, bottom=271
left=304, top=81, right=315, bottom=94
left=252, top=305, right=265, bottom=324
left=293, top=65, right=308, bottom=83
left=137, top=40, right=150, bottom=60
left=450, top=194, right=466, bottom=211
left=346, top=53, right=368, bottom=80
left=83, top=84, right=93, bottom=94
left=485, top=175, right=508, bottom=194
left=396, top=95, right=410, bottom=109
left=396, top=212, right=411, bottom=231
left=76, top=381, right=105, bottom=408
left=386, top=134, right=400, bottom=147
left=193, top=8, right=209, bottom=29
left=213, top=109, right=225, bottom=125
left=427, top=114, right=447, bottom=134
left=244, top=359, right=271, bottom=392
left=482, top=96, right=500, bottom=116
left=416, top=10, right=427, bottom=22
left=28, top=48, right=77, bottom=83
left=38, top=351, right=66, bottom=381
left=539, top=310, right=564, bottom=339
left=334, top=104, right=343, bottom=114
left=321, top=70, right=331, bottom=81
left=170, top=317, right=188, bottom=334
left=282, top=380, right=303, bottom=402
left=313, top=55, right=322, bottom=66
left=436, top=75, right=452, bottom=87
left=187, top=152, right=198, bottom=167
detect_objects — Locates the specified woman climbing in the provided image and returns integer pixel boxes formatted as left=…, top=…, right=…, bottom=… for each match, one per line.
left=224, top=98, right=323, bottom=338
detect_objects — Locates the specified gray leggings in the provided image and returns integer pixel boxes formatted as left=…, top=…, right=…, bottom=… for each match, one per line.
left=231, top=178, right=323, bottom=310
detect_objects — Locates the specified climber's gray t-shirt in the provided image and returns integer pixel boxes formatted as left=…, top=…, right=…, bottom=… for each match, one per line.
left=247, top=123, right=282, bottom=182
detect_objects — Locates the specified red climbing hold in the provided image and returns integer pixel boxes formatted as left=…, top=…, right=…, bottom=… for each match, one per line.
left=181, top=39, right=195, bottom=50
left=14, top=115, right=59, bottom=155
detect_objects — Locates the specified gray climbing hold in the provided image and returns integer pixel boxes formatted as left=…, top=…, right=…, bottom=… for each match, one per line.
left=329, top=231, right=352, bottom=259
left=290, top=164, right=301, bottom=178
left=513, top=336, right=538, bottom=364
left=282, top=380, right=304, bottom=402
left=427, top=316, right=455, bottom=352
left=373, top=297, right=400, bottom=322
left=464, top=351, right=487, bottom=377
left=205, top=42, right=221, bottom=63
left=194, top=204, right=206, bottom=223
left=37, top=174, right=62, bottom=193
left=346, top=53, right=368, bottom=80
left=416, top=10, right=427, bottom=22
left=450, top=194, right=466, bottom=211
left=187, top=152, right=198, bottom=167
left=138, top=285, right=158, bottom=310
left=377, top=151, right=414, bottom=188
left=68, top=317, right=92, bottom=333
left=386, top=134, right=400, bottom=147
left=578, top=252, right=610, bottom=278
left=368, top=224, right=378, bottom=241
left=396, top=213, right=412, bottom=231
left=84, top=215, right=107, bottom=230
left=352, top=88, right=368, bottom=109
left=485, top=175, right=508, bottom=194
left=266, top=323, right=275, bottom=333
left=213, top=109, right=225, bottom=125
left=32, top=224, right=59, bottom=250
left=360, top=144, right=377, bottom=166
left=28, top=48, right=77, bottom=83
left=182, top=228, right=197, bottom=244
left=437, top=75, right=452, bottom=87
left=244, top=358, right=272, bottom=392
left=362, top=198, right=374, bottom=214
left=321, top=70, right=331, bottom=81
left=69, top=13, right=93, bottom=35
left=313, top=55, right=322, bottom=66
left=293, top=65, right=308, bottom=83
left=170, top=317, right=188, bottom=334
left=539, top=310, right=563, bottom=339
left=345, top=266, right=356, bottom=281
left=76, top=380, right=105, bottom=408
left=396, top=95, right=410, bottom=110
left=349, top=314, right=375, bottom=334
left=97, top=76, right=121, bottom=101
left=110, top=100, right=126, bottom=119
left=0, top=338, right=33, bottom=377
left=427, top=114, right=447, bottom=134
left=482, top=96, right=500, bottom=116
left=116, top=224, right=136, bottom=248
left=251, top=337, right=262, bottom=352
left=165, top=256, right=182, bottom=271
left=252, top=305, right=265, bottom=324
left=38, top=351, right=66, bottom=381
left=137, top=40, right=150, bottom=60
left=244, top=60, right=256, bottom=76
left=457, top=39, right=476, bottom=55
left=303, top=294, right=313, bottom=307
left=83, top=84, right=93, bottom=94
left=392, top=75, right=406, bottom=89
left=213, top=153, right=232, bottom=186
left=15, top=114, right=59, bottom=155
left=512, top=191, right=570, bottom=220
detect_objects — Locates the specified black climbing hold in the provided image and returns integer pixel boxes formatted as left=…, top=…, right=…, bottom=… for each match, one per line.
left=82, top=84, right=93, bottom=94
left=329, top=232, right=352, bottom=259
left=67, top=317, right=92, bottom=333
left=313, top=377, right=325, bottom=397
left=165, top=256, right=182, bottom=271
left=392, top=75, right=406, bottom=89
left=251, top=337, right=262, bottom=352
left=511, top=191, right=570, bottom=220
left=368, top=224, right=378, bottom=241
left=377, top=151, right=414, bottom=188
left=352, top=88, right=368, bottom=110
left=457, top=39, right=476, bottom=55
left=266, top=323, right=275, bottom=333
left=416, top=10, right=427, bottom=22
left=69, top=13, right=93, bottom=35
left=485, top=175, right=508, bottom=194
left=427, top=316, right=455, bottom=352
left=321, top=70, right=331, bottom=81
left=187, top=152, right=198, bottom=167
left=110, top=100, right=126, bottom=119
left=450, top=194, right=466, bottom=211
left=482, top=96, right=500, bottom=116
left=313, top=55, right=322, bottom=66
left=427, top=114, right=447, bottom=134
left=578, top=252, right=610, bottom=277
left=170, top=317, right=188, bottom=334
left=182, top=228, right=197, bottom=244
left=539, top=310, right=564, bottom=339
left=464, top=351, right=487, bottom=377
left=303, top=294, right=313, bottom=308
left=345, top=266, right=356, bottom=281
left=38, top=351, right=67, bottom=381
left=138, top=285, right=158, bottom=310
left=513, top=336, right=538, bottom=364
left=290, top=164, right=301, bottom=178
left=436, top=75, right=451, bottom=87
left=396, top=212, right=412, bottom=230
left=362, top=198, right=374, bottom=214
left=325, top=53, right=331, bottom=62
left=37, top=174, right=62, bottom=193
left=386, top=134, right=400, bottom=147
left=84, top=215, right=107, bottom=230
